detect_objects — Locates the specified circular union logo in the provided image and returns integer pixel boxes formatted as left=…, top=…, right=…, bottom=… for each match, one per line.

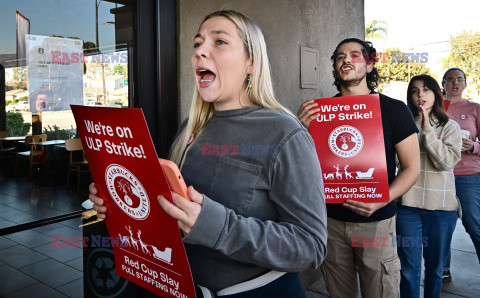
left=105, top=164, right=150, bottom=220
left=328, top=125, right=364, bottom=158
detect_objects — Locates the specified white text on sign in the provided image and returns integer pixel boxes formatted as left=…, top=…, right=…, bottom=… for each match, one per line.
left=83, top=120, right=147, bottom=159
left=316, top=103, right=372, bottom=122
left=122, top=256, right=184, bottom=296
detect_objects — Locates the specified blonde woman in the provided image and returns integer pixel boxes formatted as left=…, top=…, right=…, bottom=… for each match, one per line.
left=89, top=10, right=327, bottom=297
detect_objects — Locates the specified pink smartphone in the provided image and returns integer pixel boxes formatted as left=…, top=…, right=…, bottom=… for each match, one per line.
left=159, top=158, right=190, bottom=201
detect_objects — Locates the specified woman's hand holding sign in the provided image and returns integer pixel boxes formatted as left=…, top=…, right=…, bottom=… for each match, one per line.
left=89, top=182, right=204, bottom=235
left=89, top=182, right=107, bottom=219
left=157, top=186, right=204, bottom=236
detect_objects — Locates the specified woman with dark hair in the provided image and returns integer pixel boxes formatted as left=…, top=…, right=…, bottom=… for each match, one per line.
left=397, top=75, right=462, bottom=298
left=442, top=68, right=480, bottom=281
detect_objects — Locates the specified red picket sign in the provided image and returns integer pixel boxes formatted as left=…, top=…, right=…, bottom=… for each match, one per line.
left=309, top=94, right=390, bottom=203
left=71, top=105, right=195, bottom=298
left=444, top=99, right=451, bottom=112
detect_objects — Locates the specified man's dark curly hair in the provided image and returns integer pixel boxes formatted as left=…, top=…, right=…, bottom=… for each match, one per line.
left=331, top=37, right=379, bottom=92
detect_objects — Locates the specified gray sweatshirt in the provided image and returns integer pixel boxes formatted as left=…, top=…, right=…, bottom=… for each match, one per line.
left=181, top=105, right=327, bottom=291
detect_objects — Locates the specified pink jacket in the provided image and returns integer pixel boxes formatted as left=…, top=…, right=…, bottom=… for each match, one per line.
left=447, top=99, right=480, bottom=175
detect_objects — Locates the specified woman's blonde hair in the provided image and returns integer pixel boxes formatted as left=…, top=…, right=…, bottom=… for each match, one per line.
left=170, top=10, right=292, bottom=167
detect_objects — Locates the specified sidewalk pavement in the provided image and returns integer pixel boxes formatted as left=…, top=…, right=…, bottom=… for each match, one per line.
left=303, top=218, right=480, bottom=298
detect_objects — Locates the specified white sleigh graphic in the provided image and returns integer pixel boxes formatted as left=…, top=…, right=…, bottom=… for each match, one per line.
left=121, top=226, right=173, bottom=265
left=151, top=246, right=173, bottom=264
left=356, top=168, right=375, bottom=179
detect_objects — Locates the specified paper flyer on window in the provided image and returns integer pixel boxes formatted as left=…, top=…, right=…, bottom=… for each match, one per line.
left=26, top=34, right=84, bottom=112
left=309, top=94, right=390, bottom=203
left=71, top=105, right=195, bottom=298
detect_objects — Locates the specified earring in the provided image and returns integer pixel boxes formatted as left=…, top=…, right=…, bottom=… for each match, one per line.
left=247, top=76, right=252, bottom=89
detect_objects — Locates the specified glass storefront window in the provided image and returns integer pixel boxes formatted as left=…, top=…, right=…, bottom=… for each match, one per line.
left=0, top=1, right=178, bottom=296
left=1, top=0, right=132, bottom=136
left=0, top=0, right=132, bottom=226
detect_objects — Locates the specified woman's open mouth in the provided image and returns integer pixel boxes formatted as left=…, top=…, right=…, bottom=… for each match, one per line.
left=196, top=67, right=216, bottom=87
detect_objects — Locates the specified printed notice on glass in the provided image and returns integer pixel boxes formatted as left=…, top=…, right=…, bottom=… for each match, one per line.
left=71, top=105, right=195, bottom=298
left=26, top=34, right=84, bottom=112
left=309, top=94, right=390, bottom=203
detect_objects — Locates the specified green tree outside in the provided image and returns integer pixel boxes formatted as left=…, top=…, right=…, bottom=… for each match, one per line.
left=113, top=64, right=126, bottom=76
left=375, top=48, right=432, bottom=91
left=365, top=20, right=388, bottom=40
left=6, top=112, right=31, bottom=136
left=43, top=125, right=76, bottom=140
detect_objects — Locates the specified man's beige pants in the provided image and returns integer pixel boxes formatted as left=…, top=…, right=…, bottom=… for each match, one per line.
left=321, top=217, right=401, bottom=298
